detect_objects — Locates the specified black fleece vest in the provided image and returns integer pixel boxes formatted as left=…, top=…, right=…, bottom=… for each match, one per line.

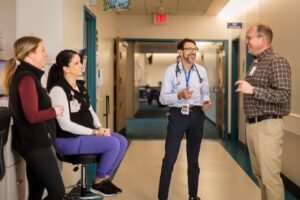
left=54, top=79, right=94, bottom=138
left=9, top=61, right=56, bottom=152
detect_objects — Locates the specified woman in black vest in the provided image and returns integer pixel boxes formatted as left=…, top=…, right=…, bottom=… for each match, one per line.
left=47, top=49, right=128, bottom=197
left=1, top=36, right=65, bottom=200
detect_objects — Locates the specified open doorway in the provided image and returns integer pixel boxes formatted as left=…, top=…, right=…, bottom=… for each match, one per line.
left=123, top=39, right=227, bottom=140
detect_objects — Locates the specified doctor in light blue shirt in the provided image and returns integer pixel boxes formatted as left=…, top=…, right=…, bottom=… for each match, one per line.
left=158, top=38, right=211, bottom=200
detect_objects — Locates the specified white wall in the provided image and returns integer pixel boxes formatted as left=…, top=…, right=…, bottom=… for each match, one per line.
left=202, top=46, right=218, bottom=123
left=16, top=0, right=63, bottom=63
left=0, top=0, right=16, bottom=59
left=134, top=53, right=147, bottom=86
left=62, top=0, right=85, bottom=51
left=116, top=15, right=231, bottom=39
left=146, top=53, right=177, bottom=87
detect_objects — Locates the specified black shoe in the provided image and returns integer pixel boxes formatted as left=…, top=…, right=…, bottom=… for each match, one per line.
left=189, top=197, right=201, bottom=200
left=106, top=180, right=122, bottom=193
left=90, top=180, right=118, bottom=197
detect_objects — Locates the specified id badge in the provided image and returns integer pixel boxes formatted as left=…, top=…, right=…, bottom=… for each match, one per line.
left=249, top=66, right=257, bottom=76
left=181, top=104, right=190, bottom=115
left=70, top=99, right=81, bottom=113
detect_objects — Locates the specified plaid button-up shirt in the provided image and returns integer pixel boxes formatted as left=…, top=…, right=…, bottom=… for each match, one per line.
left=243, top=47, right=291, bottom=118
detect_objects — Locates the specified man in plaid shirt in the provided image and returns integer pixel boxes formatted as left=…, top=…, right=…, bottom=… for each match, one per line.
left=236, top=24, right=291, bottom=200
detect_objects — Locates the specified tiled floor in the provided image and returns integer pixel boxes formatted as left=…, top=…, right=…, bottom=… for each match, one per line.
left=108, top=140, right=260, bottom=200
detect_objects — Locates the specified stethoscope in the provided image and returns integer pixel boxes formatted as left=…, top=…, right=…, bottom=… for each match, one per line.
left=175, top=61, right=203, bottom=86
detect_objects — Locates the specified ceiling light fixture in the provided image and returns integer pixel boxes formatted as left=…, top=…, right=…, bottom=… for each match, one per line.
left=218, top=0, right=259, bottom=19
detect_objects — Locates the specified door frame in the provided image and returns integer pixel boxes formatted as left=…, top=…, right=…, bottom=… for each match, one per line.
left=84, top=6, right=96, bottom=109
left=124, top=38, right=229, bottom=139
left=231, top=38, right=240, bottom=140
left=83, top=6, right=97, bottom=184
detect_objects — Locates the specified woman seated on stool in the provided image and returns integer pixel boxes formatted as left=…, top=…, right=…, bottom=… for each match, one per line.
left=46, top=49, right=128, bottom=197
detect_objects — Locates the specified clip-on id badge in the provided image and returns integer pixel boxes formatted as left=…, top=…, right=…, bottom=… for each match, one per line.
left=181, top=104, right=190, bottom=115
left=249, top=66, right=257, bottom=76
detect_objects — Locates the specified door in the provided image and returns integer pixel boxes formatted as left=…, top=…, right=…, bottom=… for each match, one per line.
left=215, top=46, right=226, bottom=138
left=231, top=39, right=239, bottom=140
left=84, top=7, right=96, bottom=108
left=114, top=38, right=127, bottom=133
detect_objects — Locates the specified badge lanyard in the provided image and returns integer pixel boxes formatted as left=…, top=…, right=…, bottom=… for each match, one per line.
left=182, top=65, right=192, bottom=115
left=183, top=67, right=192, bottom=87
left=175, top=62, right=203, bottom=85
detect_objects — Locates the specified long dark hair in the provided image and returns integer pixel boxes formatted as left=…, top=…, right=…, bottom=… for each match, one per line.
left=46, top=49, right=79, bottom=92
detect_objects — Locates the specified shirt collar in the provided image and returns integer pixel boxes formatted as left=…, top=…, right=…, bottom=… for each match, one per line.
left=256, top=46, right=273, bottom=61
left=19, top=60, right=44, bottom=80
left=178, top=60, right=196, bottom=72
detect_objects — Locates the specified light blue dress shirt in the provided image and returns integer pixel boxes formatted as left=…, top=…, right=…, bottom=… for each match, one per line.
left=159, top=60, right=210, bottom=108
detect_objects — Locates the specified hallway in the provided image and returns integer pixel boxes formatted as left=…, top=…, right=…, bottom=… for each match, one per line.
left=109, top=139, right=260, bottom=200
left=111, top=105, right=297, bottom=200
left=1, top=1, right=300, bottom=199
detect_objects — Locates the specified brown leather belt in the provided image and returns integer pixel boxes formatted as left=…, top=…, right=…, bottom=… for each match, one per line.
left=247, top=115, right=282, bottom=124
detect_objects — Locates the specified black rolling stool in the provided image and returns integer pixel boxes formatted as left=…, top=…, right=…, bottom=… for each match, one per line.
left=0, top=107, right=11, bottom=181
left=56, top=153, right=102, bottom=200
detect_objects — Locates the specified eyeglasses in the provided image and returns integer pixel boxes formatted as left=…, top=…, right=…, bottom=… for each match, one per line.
left=183, top=47, right=199, bottom=52
left=245, top=35, right=261, bottom=41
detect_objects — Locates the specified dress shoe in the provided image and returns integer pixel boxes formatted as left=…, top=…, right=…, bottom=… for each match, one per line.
left=189, top=196, right=201, bottom=200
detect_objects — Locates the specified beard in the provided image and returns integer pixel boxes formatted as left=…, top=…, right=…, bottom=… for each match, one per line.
left=184, top=54, right=196, bottom=64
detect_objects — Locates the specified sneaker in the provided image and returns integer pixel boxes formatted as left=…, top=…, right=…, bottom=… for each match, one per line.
left=189, top=197, right=201, bottom=200
left=106, top=180, right=122, bottom=193
left=90, top=181, right=118, bottom=197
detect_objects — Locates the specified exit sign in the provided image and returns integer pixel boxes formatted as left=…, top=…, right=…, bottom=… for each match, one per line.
left=153, top=13, right=169, bottom=24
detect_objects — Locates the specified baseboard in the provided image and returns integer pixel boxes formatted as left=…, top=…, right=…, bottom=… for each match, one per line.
left=236, top=140, right=300, bottom=198
left=282, top=174, right=300, bottom=199
left=205, top=116, right=216, bottom=126
left=237, top=140, right=248, bottom=151
left=234, top=141, right=300, bottom=199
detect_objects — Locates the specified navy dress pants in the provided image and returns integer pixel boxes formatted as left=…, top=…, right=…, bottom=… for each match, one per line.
left=158, top=107, right=205, bottom=200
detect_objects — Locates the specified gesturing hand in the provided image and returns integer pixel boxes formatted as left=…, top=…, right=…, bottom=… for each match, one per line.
left=203, top=100, right=212, bottom=110
left=178, top=87, right=194, bottom=100
left=235, top=80, right=255, bottom=94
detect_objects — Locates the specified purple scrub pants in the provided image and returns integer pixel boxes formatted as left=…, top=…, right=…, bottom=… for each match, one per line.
left=55, top=132, right=128, bottom=178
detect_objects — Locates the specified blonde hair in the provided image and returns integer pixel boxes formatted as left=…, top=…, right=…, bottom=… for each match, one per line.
left=0, top=36, right=42, bottom=94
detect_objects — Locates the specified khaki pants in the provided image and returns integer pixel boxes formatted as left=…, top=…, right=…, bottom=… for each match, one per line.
left=246, top=118, right=284, bottom=200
